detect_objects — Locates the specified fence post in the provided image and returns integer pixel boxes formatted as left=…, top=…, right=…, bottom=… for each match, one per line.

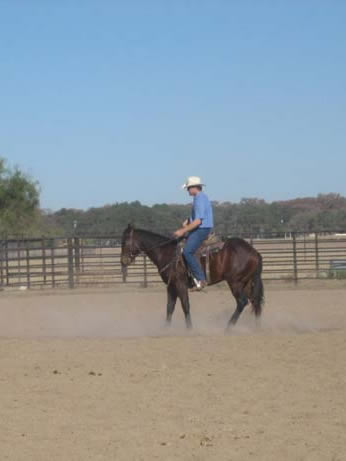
left=0, top=242, right=3, bottom=288
left=122, top=264, right=127, bottom=283
left=25, top=242, right=31, bottom=289
left=74, top=237, right=80, bottom=286
left=51, top=239, right=56, bottom=288
left=17, top=240, right=22, bottom=287
left=81, top=240, right=85, bottom=274
left=5, top=240, right=9, bottom=286
left=292, top=232, right=298, bottom=285
left=143, top=255, right=148, bottom=288
left=314, top=232, right=319, bottom=278
left=42, top=238, right=47, bottom=285
left=67, top=238, right=74, bottom=289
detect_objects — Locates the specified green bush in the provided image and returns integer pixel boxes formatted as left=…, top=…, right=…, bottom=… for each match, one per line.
left=328, top=269, right=346, bottom=280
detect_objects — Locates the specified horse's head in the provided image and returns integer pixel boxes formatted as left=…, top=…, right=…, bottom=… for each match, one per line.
left=121, top=224, right=141, bottom=266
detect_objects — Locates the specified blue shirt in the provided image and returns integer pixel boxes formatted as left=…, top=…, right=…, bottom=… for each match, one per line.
left=191, top=191, right=214, bottom=228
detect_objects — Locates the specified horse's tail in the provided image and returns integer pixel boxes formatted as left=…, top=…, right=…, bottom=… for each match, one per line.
left=250, top=253, right=264, bottom=317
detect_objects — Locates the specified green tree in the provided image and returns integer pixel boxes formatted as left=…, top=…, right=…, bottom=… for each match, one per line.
left=0, top=158, right=40, bottom=236
left=48, top=193, right=346, bottom=237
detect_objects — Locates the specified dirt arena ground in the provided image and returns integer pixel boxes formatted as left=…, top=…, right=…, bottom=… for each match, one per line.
left=1, top=282, right=346, bottom=460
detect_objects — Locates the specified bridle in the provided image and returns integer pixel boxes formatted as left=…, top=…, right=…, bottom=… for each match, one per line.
left=122, top=229, right=141, bottom=264
left=122, top=229, right=180, bottom=267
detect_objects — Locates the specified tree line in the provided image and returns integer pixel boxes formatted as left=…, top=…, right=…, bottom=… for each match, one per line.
left=43, top=194, right=346, bottom=237
left=2, top=158, right=346, bottom=238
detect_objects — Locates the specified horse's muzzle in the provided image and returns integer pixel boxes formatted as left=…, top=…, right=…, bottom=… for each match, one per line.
left=121, top=255, right=131, bottom=267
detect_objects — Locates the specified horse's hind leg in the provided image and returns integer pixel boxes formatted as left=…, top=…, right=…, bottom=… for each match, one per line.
left=226, top=282, right=249, bottom=329
left=166, top=284, right=178, bottom=326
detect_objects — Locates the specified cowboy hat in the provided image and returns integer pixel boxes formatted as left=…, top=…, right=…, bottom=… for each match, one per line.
left=181, top=176, right=205, bottom=189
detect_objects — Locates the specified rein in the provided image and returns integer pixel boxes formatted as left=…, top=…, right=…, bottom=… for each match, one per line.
left=159, top=251, right=180, bottom=274
left=145, top=236, right=179, bottom=254
left=125, top=230, right=188, bottom=287
left=124, top=230, right=186, bottom=285
left=126, top=230, right=179, bottom=263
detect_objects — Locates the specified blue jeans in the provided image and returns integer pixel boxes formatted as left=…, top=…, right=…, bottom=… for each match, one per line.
left=183, top=228, right=211, bottom=281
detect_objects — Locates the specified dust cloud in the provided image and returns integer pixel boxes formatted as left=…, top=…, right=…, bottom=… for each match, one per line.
left=0, top=286, right=345, bottom=338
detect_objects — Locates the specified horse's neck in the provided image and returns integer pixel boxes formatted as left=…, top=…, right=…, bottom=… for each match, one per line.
left=136, top=231, right=175, bottom=268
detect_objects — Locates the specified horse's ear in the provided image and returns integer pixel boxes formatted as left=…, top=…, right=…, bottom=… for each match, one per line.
left=127, top=223, right=134, bottom=230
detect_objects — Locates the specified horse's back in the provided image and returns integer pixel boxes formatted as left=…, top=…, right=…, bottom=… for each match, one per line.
left=224, top=237, right=258, bottom=253
left=222, top=237, right=261, bottom=272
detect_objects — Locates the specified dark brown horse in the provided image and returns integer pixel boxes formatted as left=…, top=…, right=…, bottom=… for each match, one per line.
left=121, top=224, right=264, bottom=330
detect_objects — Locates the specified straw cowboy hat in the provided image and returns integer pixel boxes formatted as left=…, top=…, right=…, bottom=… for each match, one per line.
left=182, top=176, right=205, bottom=189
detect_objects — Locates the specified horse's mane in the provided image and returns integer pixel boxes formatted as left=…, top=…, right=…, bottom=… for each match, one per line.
left=134, top=228, right=175, bottom=247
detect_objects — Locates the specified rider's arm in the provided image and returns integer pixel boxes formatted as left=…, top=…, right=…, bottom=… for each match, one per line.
left=182, top=218, right=201, bottom=233
left=175, top=195, right=205, bottom=237
left=174, top=218, right=201, bottom=237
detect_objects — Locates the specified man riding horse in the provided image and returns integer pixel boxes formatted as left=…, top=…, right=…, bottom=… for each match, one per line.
left=174, top=176, right=213, bottom=291
left=121, top=182, right=263, bottom=328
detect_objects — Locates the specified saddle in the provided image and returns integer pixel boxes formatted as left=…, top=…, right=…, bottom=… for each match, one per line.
left=177, top=233, right=224, bottom=285
left=197, top=233, right=224, bottom=283
left=197, top=232, right=224, bottom=257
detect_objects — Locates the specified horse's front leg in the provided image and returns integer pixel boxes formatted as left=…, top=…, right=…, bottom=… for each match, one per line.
left=177, top=281, right=192, bottom=329
left=166, top=284, right=178, bottom=326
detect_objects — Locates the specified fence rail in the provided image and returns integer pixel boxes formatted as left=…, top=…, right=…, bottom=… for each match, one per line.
left=1, top=231, right=346, bottom=290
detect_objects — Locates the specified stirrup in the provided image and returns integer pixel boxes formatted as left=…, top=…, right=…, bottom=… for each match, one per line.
left=192, top=278, right=207, bottom=291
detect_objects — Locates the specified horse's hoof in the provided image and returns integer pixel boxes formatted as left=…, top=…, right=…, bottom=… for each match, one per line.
left=165, top=319, right=172, bottom=328
left=224, top=325, right=233, bottom=335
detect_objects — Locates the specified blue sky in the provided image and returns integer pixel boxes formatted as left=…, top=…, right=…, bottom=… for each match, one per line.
left=1, top=1, right=345, bottom=210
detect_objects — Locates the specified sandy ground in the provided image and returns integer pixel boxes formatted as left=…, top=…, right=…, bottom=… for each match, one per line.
left=1, top=283, right=346, bottom=460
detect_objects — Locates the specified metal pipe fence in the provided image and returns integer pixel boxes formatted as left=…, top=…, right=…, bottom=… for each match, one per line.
left=1, top=231, right=346, bottom=290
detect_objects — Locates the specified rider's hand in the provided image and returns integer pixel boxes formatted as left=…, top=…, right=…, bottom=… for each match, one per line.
left=174, top=228, right=186, bottom=238
left=182, top=219, right=189, bottom=227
